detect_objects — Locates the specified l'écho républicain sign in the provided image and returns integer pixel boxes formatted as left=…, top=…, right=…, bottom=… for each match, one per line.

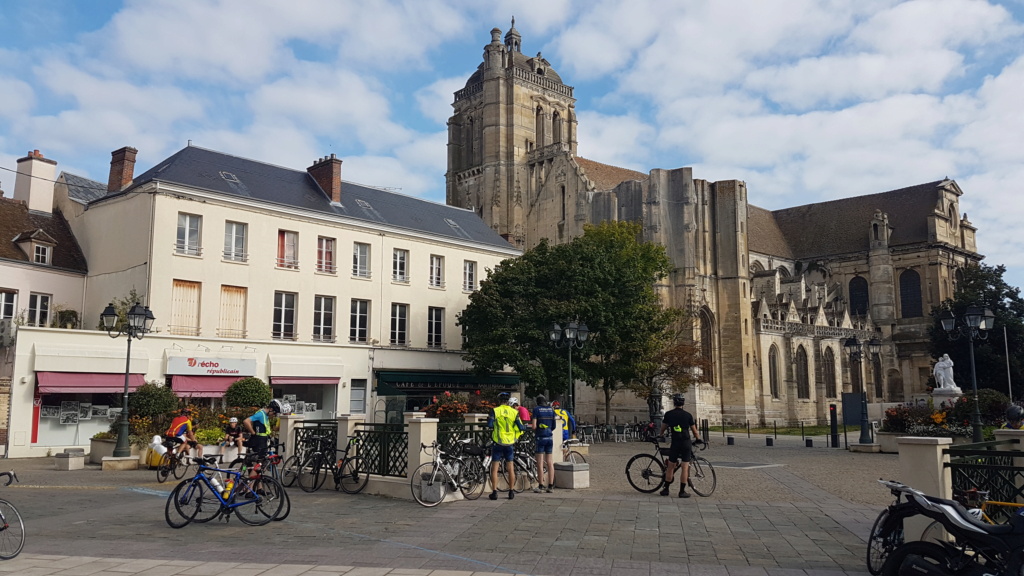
left=166, top=356, right=257, bottom=376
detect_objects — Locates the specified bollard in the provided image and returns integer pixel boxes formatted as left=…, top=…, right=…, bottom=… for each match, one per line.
left=805, top=438, right=813, bottom=448
left=766, top=437, right=774, bottom=446
left=727, top=436, right=735, bottom=445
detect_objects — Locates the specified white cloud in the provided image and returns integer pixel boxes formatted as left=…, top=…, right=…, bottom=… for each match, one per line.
left=848, top=0, right=1018, bottom=53
left=576, top=111, right=656, bottom=170
left=0, top=76, right=35, bottom=119
left=415, top=76, right=467, bottom=125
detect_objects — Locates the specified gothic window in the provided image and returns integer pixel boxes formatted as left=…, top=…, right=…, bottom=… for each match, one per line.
left=899, top=269, right=923, bottom=318
left=777, top=266, right=790, bottom=278
left=535, top=106, right=545, bottom=146
left=949, top=204, right=958, bottom=231
left=887, top=369, right=904, bottom=402
left=699, top=308, right=715, bottom=386
left=954, top=268, right=965, bottom=290
left=852, top=358, right=863, bottom=394
left=467, top=117, right=475, bottom=166
left=823, top=347, right=837, bottom=398
left=849, top=276, right=869, bottom=316
left=560, top=185, right=566, bottom=221
left=873, top=353, right=883, bottom=398
left=768, top=345, right=780, bottom=399
left=552, top=111, right=562, bottom=143
left=796, top=346, right=810, bottom=399
left=873, top=223, right=880, bottom=241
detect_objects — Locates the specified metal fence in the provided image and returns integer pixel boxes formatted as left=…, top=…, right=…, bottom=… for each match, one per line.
left=292, top=419, right=338, bottom=462
left=944, top=438, right=1023, bottom=521
left=355, top=423, right=408, bottom=477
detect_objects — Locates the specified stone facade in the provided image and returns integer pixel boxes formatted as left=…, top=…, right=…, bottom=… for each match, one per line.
left=448, top=24, right=984, bottom=425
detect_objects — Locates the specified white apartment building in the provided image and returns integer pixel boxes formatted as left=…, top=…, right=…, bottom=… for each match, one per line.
left=2, top=145, right=520, bottom=457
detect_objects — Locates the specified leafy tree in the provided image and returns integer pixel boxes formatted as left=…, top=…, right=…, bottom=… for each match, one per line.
left=96, top=288, right=145, bottom=331
left=224, top=377, right=271, bottom=408
left=929, top=264, right=1024, bottom=400
left=458, top=221, right=679, bottom=423
left=128, top=381, right=179, bottom=418
left=624, top=318, right=711, bottom=426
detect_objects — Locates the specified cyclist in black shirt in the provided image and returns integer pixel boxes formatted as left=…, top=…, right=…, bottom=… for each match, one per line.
left=658, top=394, right=702, bottom=498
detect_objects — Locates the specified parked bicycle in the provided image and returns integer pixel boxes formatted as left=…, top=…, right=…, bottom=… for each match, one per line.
left=410, top=440, right=485, bottom=506
left=227, top=451, right=291, bottom=522
left=296, top=436, right=368, bottom=494
left=625, top=436, right=715, bottom=496
left=164, top=455, right=285, bottom=528
left=0, top=471, right=24, bottom=559
left=563, top=438, right=587, bottom=464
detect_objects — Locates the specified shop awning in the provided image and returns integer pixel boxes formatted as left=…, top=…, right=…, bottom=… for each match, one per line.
left=270, top=377, right=340, bottom=385
left=172, top=375, right=241, bottom=398
left=37, top=372, right=145, bottom=394
left=375, top=371, right=519, bottom=394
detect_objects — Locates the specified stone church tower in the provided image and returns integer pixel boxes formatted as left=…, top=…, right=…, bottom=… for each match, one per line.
left=448, top=24, right=984, bottom=426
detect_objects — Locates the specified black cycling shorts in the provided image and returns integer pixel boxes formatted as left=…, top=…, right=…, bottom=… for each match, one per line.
left=659, top=441, right=692, bottom=463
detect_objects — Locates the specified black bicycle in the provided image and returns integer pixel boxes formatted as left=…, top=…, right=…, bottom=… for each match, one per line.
left=297, top=436, right=368, bottom=494
left=625, top=436, right=715, bottom=496
left=0, top=472, right=24, bottom=559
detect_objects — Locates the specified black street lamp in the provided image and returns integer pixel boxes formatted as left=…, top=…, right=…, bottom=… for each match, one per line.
left=549, top=321, right=589, bottom=416
left=845, top=335, right=881, bottom=444
left=101, top=302, right=155, bottom=458
left=940, top=305, right=995, bottom=443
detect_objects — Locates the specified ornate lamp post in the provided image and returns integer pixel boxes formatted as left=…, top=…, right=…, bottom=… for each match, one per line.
left=940, top=305, right=995, bottom=443
left=101, top=302, right=155, bottom=458
left=845, top=335, right=881, bottom=444
left=549, top=321, right=589, bottom=416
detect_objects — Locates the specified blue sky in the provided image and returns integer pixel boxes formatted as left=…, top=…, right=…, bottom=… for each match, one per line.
left=2, top=0, right=1024, bottom=290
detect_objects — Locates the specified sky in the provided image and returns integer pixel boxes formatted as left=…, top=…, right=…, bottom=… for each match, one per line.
left=2, top=0, right=1024, bottom=290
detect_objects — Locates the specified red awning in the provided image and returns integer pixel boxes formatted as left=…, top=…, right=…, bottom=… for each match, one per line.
left=37, top=372, right=145, bottom=394
left=172, top=376, right=241, bottom=398
left=270, top=377, right=340, bottom=386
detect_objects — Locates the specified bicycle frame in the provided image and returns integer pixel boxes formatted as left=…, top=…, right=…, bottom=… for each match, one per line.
left=182, top=464, right=256, bottom=512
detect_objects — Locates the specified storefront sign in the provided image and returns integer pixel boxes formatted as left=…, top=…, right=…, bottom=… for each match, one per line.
left=167, top=356, right=257, bottom=376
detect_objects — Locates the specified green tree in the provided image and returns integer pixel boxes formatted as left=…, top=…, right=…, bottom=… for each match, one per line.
left=929, top=264, right=1024, bottom=400
left=625, top=318, right=711, bottom=426
left=96, top=288, right=146, bottom=331
left=458, top=221, right=679, bottom=423
left=224, top=377, right=271, bottom=408
left=127, top=381, right=179, bottom=418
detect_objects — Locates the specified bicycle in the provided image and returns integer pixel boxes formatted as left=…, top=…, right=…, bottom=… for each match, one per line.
left=156, top=437, right=194, bottom=483
left=625, top=436, right=716, bottom=496
left=0, top=471, right=24, bottom=559
left=164, top=456, right=285, bottom=528
left=410, top=440, right=484, bottom=506
left=563, top=438, right=587, bottom=464
left=228, top=450, right=291, bottom=522
left=296, top=436, right=368, bottom=494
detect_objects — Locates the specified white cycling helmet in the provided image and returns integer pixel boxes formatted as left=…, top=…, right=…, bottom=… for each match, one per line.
left=509, top=396, right=520, bottom=406
left=228, top=417, right=238, bottom=423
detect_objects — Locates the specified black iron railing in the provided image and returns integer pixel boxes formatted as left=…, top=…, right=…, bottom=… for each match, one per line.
left=293, top=419, right=338, bottom=462
left=355, top=423, right=408, bottom=477
left=944, top=439, right=1023, bottom=515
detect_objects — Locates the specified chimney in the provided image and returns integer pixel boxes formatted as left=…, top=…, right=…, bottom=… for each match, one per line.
left=13, top=149, right=58, bottom=213
left=307, top=154, right=343, bottom=204
left=107, top=146, right=138, bottom=192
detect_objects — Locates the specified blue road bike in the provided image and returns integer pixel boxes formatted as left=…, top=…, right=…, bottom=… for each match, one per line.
left=165, top=456, right=285, bottom=528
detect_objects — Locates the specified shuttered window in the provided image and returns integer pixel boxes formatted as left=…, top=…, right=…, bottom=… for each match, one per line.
left=171, top=280, right=201, bottom=336
left=218, top=285, right=247, bottom=338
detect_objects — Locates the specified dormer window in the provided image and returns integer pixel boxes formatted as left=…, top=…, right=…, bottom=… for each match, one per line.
left=34, top=244, right=51, bottom=265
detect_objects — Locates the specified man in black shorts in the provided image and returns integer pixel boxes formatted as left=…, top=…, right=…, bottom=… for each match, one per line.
left=658, top=394, right=702, bottom=498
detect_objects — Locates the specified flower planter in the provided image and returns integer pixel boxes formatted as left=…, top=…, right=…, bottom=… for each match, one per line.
left=89, top=438, right=141, bottom=465
left=879, top=431, right=973, bottom=453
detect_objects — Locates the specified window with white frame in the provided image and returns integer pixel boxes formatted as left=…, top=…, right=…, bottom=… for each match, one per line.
left=427, top=307, right=444, bottom=349
left=353, top=242, right=370, bottom=277
left=218, top=285, right=247, bottom=338
left=393, top=248, right=409, bottom=282
left=33, top=244, right=52, bottom=265
left=350, top=379, right=367, bottom=414
left=0, top=291, right=16, bottom=319
left=277, top=230, right=299, bottom=269
left=463, top=260, right=477, bottom=291
left=273, top=291, right=297, bottom=339
left=317, top=237, right=336, bottom=274
left=390, top=303, right=408, bottom=345
left=429, top=255, right=444, bottom=288
left=170, top=280, right=201, bottom=336
left=313, top=295, right=335, bottom=342
left=27, top=293, right=50, bottom=326
left=350, top=299, right=369, bottom=343
left=223, top=221, right=247, bottom=262
left=176, top=213, right=202, bottom=256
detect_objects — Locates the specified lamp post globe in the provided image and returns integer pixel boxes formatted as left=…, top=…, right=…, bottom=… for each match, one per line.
left=550, top=320, right=589, bottom=416
left=844, top=336, right=874, bottom=444
left=941, top=305, right=994, bottom=443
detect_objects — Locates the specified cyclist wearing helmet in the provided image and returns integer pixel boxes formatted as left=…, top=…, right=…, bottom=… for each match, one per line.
left=487, top=392, right=527, bottom=500
left=551, top=400, right=575, bottom=441
left=243, top=399, right=285, bottom=453
left=658, top=394, right=701, bottom=498
left=511, top=396, right=531, bottom=422
left=222, top=416, right=245, bottom=454
left=1004, top=405, right=1024, bottom=430
left=165, top=406, right=203, bottom=459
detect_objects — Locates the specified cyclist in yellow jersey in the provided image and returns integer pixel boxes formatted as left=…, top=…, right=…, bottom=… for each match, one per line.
left=488, top=392, right=526, bottom=500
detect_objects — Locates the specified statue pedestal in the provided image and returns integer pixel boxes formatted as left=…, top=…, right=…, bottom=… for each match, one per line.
left=931, top=387, right=963, bottom=406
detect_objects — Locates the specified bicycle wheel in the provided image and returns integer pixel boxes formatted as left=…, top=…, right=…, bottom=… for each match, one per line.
left=272, top=486, right=291, bottom=522
left=0, top=499, right=25, bottom=559
left=233, top=477, right=285, bottom=526
left=867, top=508, right=903, bottom=575
left=567, top=451, right=587, bottom=464
left=338, top=457, right=369, bottom=494
left=172, top=454, right=191, bottom=480
left=511, top=459, right=532, bottom=493
left=687, top=457, right=716, bottom=496
left=280, top=455, right=301, bottom=487
left=297, top=453, right=328, bottom=493
left=625, top=454, right=665, bottom=493
left=156, top=453, right=173, bottom=483
left=165, top=479, right=200, bottom=529
left=458, top=457, right=486, bottom=500
left=410, top=462, right=449, bottom=507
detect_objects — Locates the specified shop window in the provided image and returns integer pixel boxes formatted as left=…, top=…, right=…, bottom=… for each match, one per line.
left=176, top=213, right=202, bottom=256
left=27, top=293, right=51, bottom=326
left=36, top=393, right=119, bottom=447
left=353, top=242, right=371, bottom=278
left=170, top=280, right=201, bottom=336
left=317, top=237, right=336, bottom=274
left=350, top=299, right=369, bottom=343
left=463, top=260, right=477, bottom=291
left=390, top=303, right=408, bottom=346
left=429, top=255, right=444, bottom=288
left=393, top=249, right=409, bottom=282
left=427, top=307, right=444, bottom=349
left=273, top=291, right=297, bottom=340
left=313, top=295, right=335, bottom=342
left=277, top=230, right=298, bottom=269
left=350, top=379, right=367, bottom=414
left=223, top=221, right=247, bottom=262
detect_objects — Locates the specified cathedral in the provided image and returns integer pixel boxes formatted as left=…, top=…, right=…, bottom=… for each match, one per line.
left=445, top=23, right=983, bottom=425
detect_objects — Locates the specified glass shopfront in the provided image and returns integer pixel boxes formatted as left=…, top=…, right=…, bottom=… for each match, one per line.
left=33, top=371, right=144, bottom=446
left=270, top=377, right=339, bottom=420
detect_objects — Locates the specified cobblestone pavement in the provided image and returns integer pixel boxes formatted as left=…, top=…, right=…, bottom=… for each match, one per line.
left=0, top=435, right=899, bottom=575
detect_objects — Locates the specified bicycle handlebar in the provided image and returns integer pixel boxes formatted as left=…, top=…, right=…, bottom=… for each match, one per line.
left=0, top=471, right=17, bottom=486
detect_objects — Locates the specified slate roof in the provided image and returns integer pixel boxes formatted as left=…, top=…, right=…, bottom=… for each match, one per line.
left=748, top=180, right=947, bottom=260
left=574, top=157, right=648, bottom=191
left=62, top=172, right=108, bottom=204
left=112, top=146, right=515, bottom=250
left=0, top=197, right=88, bottom=273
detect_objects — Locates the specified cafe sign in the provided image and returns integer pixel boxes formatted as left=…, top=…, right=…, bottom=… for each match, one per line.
left=167, top=356, right=257, bottom=376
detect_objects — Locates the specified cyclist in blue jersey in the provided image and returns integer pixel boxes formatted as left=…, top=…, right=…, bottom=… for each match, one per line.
left=531, top=395, right=556, bottom=493
left=243, top=399, right=285, bottom=454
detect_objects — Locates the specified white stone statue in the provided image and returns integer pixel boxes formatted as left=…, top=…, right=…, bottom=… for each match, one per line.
left=933, top=354, right=957, bottom=390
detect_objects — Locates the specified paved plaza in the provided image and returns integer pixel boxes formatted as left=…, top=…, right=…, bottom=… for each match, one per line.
left=0, top=434, right=899, bottom=575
